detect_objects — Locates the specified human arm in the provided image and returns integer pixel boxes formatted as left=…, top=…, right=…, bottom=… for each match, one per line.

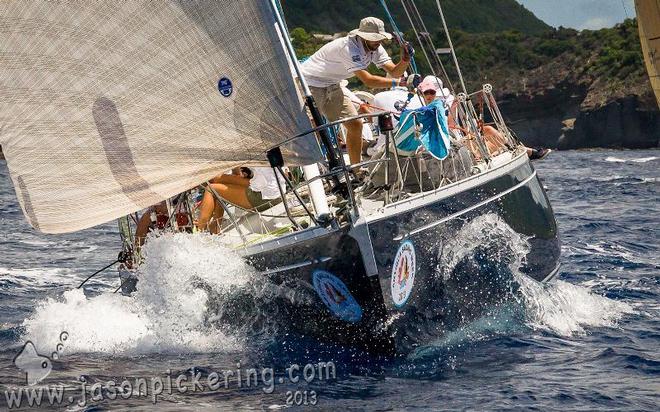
left=381, top=40, right=413, bottom=78
left=381, top=59, right=408, bottom=79
left=210, top=173, right=250, bottom=187
left=353, top=69, right=394, bottom=89
left=134, top=209, right=153, bottom=247
left=354, top=69, right=421, bottom=90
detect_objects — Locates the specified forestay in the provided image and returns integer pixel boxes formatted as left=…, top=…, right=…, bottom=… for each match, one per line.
left=0, top=0, right=320, bottom=233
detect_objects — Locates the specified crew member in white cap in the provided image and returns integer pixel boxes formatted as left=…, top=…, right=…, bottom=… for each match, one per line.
left=301, top=17, right=420, bottom=168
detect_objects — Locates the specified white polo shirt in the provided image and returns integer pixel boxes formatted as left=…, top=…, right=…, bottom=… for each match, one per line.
left=301, top=35, right=392, bottom=88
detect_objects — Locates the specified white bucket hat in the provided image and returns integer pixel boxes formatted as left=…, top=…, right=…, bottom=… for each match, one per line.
left=349, top=17, right=392, bottom=42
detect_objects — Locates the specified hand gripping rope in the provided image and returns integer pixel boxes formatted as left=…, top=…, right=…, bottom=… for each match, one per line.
left=379, top=0, right=419, bottom=75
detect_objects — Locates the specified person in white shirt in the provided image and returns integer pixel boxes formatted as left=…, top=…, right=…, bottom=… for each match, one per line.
left=301, top=17, right=419, bottom=167
left=196, top=167, right=284, bottom=234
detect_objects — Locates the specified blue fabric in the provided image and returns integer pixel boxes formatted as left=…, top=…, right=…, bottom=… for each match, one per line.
left=395, top=99, right=450, bottom=160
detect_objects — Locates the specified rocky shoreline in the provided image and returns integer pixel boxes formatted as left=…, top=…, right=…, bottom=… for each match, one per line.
left=499, top=86, right=659, bottom=150
left=489, top=33, right=659, bottom=151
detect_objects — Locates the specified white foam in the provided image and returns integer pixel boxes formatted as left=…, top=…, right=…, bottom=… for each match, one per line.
left=517, top=276, right=634, bottom=336
left=605, top=156, right=658, bottom=163
left=439, top=213, right=634, bottom=338
left=21, top=233, right=254, bottom=355
left=591, top=175, right=624, bottom=182
left=0, top=266, right=74, bottom=288
left=639, top=177, right=659, bottom=184
left=590, top=175, right=658, bottom=185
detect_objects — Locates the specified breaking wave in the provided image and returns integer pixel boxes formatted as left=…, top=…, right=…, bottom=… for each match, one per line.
left=517, top=276, right=634, bottom=336
left=604, top=156, right=658, bottom=163
left=21, top=233, right=257, bottom=355
left=590, top=175, right=658, bottom=185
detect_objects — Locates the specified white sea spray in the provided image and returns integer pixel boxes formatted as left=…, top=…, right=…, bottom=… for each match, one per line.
left=21, top=232, right=254, bottom=355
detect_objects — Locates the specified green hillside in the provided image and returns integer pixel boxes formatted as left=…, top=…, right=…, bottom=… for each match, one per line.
left=281, top=0, right=550, bottom=35
left=439, top=19, right=647, bottom=105
left=289, top=13, right=648, bottom=110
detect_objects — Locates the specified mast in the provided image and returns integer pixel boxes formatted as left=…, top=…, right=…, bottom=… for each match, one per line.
left=268, top=0, right=342, bottom=172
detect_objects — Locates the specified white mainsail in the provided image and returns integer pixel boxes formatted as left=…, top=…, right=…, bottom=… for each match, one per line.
left=0, top=0, right=320, bottom=233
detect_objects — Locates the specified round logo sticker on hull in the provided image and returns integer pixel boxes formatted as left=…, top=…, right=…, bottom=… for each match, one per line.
left=312, top=270, right=363, bottom=323
left=391, top=240, right=417, bottom=308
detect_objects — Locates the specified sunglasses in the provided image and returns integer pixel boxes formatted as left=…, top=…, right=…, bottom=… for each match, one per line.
left=423, top=89, right=436, bottom=96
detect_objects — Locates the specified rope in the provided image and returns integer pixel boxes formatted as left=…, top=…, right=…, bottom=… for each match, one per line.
left=78, top=259, right=119, bottom=289
left=379, top=0, right=419, bottom=74
left=274, top=0, right=290, bottom=33
left=348, top=98, right=395, bottom=114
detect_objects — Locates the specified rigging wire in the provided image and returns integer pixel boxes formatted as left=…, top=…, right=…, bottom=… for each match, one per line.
left=621, top=0, right=630, bottom=19
left=397, top=0, right=435, bottom=76
left=403, top=0, right=456, bottom=93
left=77, top=258, right=120, bottom=289
left=275, top=0, right=290, bottom=33
left=379, top=0, right=419, bottom=74
left=434, top=0, right=468, bottom=95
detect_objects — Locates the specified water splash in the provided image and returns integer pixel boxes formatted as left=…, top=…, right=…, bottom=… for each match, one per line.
left=21, top=233, right=254, bottom=355
left=438, top=213, right=530, bottom=281
left=435, top=214, right=633, bottom=344
left=516, top=276, right=634, bottom=336
left=20, top=218, right=635, bottom=358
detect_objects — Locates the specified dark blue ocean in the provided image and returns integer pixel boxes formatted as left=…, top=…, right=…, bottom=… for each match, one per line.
left=0, top=149, right=658, bottom=411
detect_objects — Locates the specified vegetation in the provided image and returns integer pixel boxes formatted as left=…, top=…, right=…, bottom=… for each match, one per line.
left=288, top=16, right=647, bottom=107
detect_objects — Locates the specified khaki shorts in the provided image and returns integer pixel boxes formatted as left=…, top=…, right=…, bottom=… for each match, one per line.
left=309, top=84, right=358, bottom=122
left=245, top=187, right=281, bottom=212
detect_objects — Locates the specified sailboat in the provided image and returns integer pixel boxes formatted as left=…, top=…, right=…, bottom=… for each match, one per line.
left=635, top=0, right=660, bottom=108
left=0, top=0, right=560, bottom=355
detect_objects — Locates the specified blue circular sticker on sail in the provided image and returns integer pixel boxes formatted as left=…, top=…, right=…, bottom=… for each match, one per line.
left=217, top=77, right=233, bottom=97
left=312, top=270, right=362, bottom=323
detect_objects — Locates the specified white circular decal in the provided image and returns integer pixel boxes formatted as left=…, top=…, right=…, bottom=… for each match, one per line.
left=391, top=240, right=417, bottom=307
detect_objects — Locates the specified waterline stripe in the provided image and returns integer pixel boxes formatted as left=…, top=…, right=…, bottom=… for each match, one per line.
left=394, top=170, right=538, bottom=240
left=542, top=261, right=562, bottom=283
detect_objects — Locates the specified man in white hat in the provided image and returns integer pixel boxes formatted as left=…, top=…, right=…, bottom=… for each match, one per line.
left=301, top=17, right=419, bottom=167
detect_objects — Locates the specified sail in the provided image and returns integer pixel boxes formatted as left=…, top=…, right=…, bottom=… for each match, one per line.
left=0, top=0, right=321, bottom=234
left=635, top=0, right=660, bottom=108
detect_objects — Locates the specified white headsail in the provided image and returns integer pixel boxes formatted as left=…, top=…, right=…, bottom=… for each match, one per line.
left=0, top=0, right=320, bottom=233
